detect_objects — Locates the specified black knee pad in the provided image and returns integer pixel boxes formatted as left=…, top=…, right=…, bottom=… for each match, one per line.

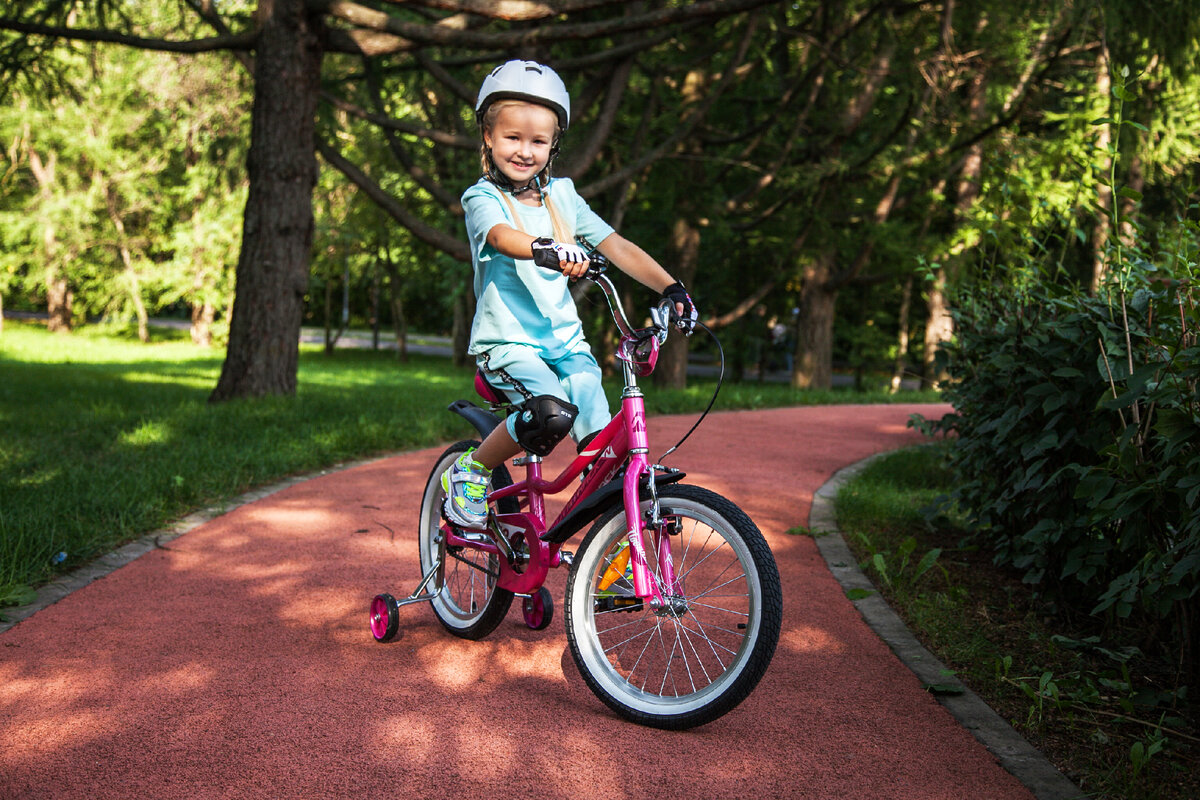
left=513, top=395, right=578, bottom=456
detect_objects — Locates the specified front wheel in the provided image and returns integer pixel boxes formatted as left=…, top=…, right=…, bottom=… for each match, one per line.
left=417, top=441, right=515, bottom=640
left=565, top=484, right=782, bottom=729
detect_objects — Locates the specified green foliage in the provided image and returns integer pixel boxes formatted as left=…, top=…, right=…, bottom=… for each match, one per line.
left=995, top=635, right=1192, bottom=798
left=854, top=532, right=946, bottom=593
left=839, top=444, right=1199, bottom=799
left=838, top=445, right=957, bottom=593
left=927, top=232, right=1200, bottom=680
left=0, top=6, right=249, bottom=334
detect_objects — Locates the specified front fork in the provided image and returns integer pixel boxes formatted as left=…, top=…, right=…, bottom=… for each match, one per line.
left=623, top=459, right=679, bottom=605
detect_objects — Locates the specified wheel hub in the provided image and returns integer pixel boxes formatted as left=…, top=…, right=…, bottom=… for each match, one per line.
left=654, top=594, right=689, bottom=617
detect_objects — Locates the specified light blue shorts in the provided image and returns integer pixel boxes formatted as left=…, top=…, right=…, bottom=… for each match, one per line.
left=477, top=342, right=611, bottom=446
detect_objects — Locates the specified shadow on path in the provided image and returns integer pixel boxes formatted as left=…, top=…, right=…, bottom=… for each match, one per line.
left=1, top=404, right=1069, bottom=799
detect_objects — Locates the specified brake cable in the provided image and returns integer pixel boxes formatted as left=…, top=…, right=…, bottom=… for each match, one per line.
left=657, top=319, right=724, bottom=463
left=573, top=238, right=725, bottom=464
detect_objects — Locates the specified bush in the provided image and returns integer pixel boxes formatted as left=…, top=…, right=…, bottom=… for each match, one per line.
left=929, top=268, right=1200, bottom=682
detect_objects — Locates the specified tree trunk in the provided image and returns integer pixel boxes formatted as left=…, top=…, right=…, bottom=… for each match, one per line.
left=921, top=276, right=951, bottom=389
left=45, top=271, right=73, bottom=332
left=1091, top=46, right=1112, bottom=294
left=890, top=275, right=913, bottom=394
left=451, top=283, right=471, bottom=368
left=378, top=247, right=408, bottom=360
left=191, top=299, right=215, bottom=347
left=923, top=57, right=987, bottom=389
left=370, top=265, right=380, bottom=350
left=210, top=0, right=322, bottom=401
left=655, top=217, right=700, bottom=390
left=103, top=180, right=150, bottom=343
left=30, top=148, right=73, bottom=332
left=791, top=250, right=837, bottom=390
left=323, top=274, right=337, bottom=353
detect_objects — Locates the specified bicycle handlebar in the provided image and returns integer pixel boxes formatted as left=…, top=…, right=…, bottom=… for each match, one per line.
left=536, top=239, right=724, bottom=457
left=535, top=240, right=688, bottom=346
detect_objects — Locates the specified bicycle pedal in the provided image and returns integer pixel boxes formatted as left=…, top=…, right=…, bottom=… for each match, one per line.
left=440, top=500, right=488, bottom=534
left=594, top=596, right=644, bottom=614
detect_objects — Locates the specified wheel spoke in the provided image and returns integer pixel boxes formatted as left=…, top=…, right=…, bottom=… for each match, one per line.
left=692, top=573, right=750, bottom=601
left=598, top=617, right=655, bottom=649
left=675, top=618, right=715, bottom=687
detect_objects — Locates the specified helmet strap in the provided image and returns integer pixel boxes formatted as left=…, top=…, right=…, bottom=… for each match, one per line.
left=483, top=148, right=550, bottom=197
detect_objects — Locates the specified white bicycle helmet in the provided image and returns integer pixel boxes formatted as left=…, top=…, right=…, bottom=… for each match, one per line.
left=475, top=60, right=571, bottom=131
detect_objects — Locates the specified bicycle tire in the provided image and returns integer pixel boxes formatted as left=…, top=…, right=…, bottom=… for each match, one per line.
left=418, top=441, right=517, bottom=640
left=564, top=484, right=782, bottom=729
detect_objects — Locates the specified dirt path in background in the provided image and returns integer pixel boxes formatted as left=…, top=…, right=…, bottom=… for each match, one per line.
left=1, top=404, right=1038, bottom=799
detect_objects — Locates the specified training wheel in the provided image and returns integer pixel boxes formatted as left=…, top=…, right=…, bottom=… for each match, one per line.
left=370, top=593, right=400, bottom=642
left=522, top=587, right=554, bottom=631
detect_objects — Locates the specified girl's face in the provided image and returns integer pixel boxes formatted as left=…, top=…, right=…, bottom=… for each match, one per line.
left=483, top=102, right=558, bottom=186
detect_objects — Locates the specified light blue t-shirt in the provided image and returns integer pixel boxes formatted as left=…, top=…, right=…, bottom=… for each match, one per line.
left=462, top=177, right=615, bottom=358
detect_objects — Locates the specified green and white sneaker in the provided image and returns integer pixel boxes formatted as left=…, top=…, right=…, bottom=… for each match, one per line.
left=440, top=449, right=492, bottom=529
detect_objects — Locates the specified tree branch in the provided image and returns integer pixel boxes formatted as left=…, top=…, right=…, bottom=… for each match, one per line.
left=899, top=19, right=1075, bottom=172
left=704, top=280, right=776, bottom=329
left=316, top=137, right=469, bottom=261
left=362, top=57, right=464, bottom=212
left=561, top=56, right=632, bottom=179
left=0, top=17, right=256, bottom=53
left=319, top=90, right=477, bottom=148
left=414, top=49, right=475, bottom=106
left=313, top=0, right=779, bottom=54
left=181, top=0, right=254, bottom=72
left=373, top=0, right=627, bottom=21
left=580, top=11, right=760, bottom=197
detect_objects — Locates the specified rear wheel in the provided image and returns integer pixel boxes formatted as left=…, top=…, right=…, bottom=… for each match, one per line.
left=418, top=441, right=516, bottom=640
left=565, top=484, right=782, bottom=729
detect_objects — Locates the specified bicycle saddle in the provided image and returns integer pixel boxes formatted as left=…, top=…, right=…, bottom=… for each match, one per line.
left=474, top=371, right=507, bottom=406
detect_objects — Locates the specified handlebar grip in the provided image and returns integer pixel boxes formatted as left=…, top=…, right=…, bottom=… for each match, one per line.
left=532, top=246, right=562, bottom=271
left=531, top=241, right=609, bottom=281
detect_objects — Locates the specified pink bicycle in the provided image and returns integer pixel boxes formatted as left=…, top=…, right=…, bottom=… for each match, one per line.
left=370, top=255, right=782, bottom=729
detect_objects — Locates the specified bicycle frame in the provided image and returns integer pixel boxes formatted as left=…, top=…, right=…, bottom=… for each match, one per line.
left=440, top=269, right=679, bottom=607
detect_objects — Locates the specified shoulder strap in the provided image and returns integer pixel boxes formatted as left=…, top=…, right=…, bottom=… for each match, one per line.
left=495, top=191, right=526, bottom=234
left=493, top=182, right=572, bottom=243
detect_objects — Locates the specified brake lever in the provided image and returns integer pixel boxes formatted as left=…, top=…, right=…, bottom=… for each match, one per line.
left=649, top=300, right=673, bottom=342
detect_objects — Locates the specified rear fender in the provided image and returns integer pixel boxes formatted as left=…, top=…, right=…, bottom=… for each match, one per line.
left=448, top=399, right=502, bottom=439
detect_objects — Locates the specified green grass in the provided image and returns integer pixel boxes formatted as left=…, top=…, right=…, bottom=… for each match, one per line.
left=836, top=444, right=1199, bottom=800
left=0, top=322, right=477, bottom=607
left=0, top=319, right=938, bottom=609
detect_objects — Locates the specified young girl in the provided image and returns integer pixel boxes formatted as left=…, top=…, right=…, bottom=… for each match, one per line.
left=441, top=59, right=699, bottom=529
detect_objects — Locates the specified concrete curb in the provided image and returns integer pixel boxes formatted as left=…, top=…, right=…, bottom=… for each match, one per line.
left=810, top=451, right=1086, bottom=800
left=0, top=457, right=385, bottom=636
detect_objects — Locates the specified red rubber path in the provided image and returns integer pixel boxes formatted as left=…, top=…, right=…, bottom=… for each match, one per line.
left=0, top=404, right=1036, bottom=799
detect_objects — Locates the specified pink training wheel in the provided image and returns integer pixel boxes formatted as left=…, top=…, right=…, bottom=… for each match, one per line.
left=522, top=587, right=554, bottom=631
left=370, top=593, right=400, bottom=642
